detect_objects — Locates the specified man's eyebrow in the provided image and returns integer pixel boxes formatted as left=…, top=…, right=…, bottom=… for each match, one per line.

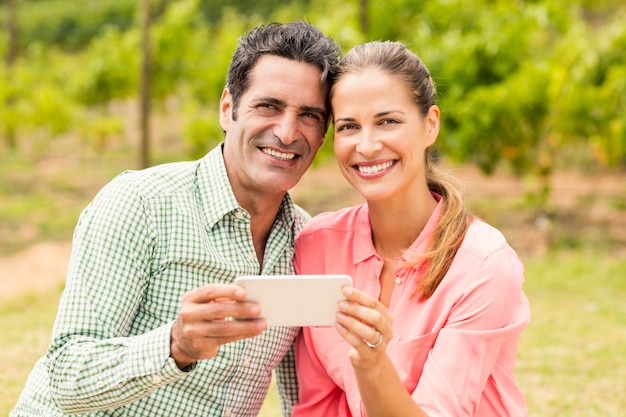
left=300, top=105, right=326, bottom=116
left=251, top=97, right=325, bottom=116
left=251, top=97, right=286, bottom=107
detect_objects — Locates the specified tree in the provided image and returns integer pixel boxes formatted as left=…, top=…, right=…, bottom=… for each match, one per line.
left=3, top=0, right=18, bottom=149
left=139, top=0, right=151, bottom=168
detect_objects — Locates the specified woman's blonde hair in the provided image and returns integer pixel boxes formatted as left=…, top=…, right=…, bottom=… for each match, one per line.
left=334, top=41, right=472, bottom=300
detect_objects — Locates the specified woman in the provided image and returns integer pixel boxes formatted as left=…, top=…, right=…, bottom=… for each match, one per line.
left=292, top=41, right=530, bottom=417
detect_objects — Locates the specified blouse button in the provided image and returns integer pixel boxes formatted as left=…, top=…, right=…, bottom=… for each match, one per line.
left=395, top=277, right=402, bottom=285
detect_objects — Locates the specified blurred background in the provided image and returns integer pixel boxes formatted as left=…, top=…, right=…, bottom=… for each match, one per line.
left=0, top=1, right=625, bottom=416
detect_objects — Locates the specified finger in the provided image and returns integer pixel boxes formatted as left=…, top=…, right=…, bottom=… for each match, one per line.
left=184, top=283, right=248, bottom=304
left=172, top=317, right=268, bottom=362
left=335, top=321, right=364, bottom=348
left=343, top=286, right=385, bottom=313
left=336, top=310, right=382, bottom=344
left=337, top=299, right=389, bottom=334
left=200, top=316, right=268, bottom=339
left=180, top=298, right=262, bottom=323
left=342, top=287, right=393, bottom=322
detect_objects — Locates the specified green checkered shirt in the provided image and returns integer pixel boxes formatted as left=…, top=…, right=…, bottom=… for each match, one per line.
left=12, top=144, right=308, bottom=417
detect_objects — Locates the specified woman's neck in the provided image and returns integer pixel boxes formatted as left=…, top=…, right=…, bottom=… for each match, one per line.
left=368, top=190, right=438, bottom=262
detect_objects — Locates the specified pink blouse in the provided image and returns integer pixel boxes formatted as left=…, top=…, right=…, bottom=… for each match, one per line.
left=292, top=201, right=530, bottom=417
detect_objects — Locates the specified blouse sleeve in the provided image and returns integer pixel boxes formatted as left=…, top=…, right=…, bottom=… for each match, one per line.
left=413, top=245, right=530, bottom=416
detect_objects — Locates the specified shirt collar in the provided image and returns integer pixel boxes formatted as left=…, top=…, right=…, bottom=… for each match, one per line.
left=352, top=194, right=445, bottom=264
left=196, top=143, right=298, bottom=230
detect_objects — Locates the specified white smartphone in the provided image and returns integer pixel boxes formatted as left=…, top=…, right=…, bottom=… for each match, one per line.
left=234, top=274, right=352, bottom=327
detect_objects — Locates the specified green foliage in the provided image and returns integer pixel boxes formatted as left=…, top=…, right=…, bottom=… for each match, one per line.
left=180, top=102, right=224, bottom=158
left=71, top=27, right=139, bottom=105
left=550, top=11, right=626, bottom=168
left=4, top=0, right=137, bottom=51
left=1, top=0, right=625, bottom=195
left=1, top=49, right=78, bottom=150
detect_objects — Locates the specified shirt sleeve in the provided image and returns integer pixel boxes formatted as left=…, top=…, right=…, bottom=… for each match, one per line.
left=46, top=174, right=189, bottom=414
left=274, top=339, right=299, bottom=416
left=413, top=245, right=530, bottom=417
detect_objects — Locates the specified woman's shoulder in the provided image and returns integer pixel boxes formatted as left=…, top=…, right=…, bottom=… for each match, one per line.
left=299, top=203, right=368, bottom=236
left=460, top=218, right=517, bottom=261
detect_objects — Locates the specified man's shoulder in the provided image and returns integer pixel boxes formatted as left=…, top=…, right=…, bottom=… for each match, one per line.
left=109, top=160, right=201, bottom=199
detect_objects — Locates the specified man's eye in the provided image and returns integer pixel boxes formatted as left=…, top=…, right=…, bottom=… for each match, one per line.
left=303, top=112, right=323, bottom=122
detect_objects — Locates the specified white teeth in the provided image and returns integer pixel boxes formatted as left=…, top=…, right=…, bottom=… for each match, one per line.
left=357, top=161, right=393, bottom=174
left=263, top=148, right=296, bottom=160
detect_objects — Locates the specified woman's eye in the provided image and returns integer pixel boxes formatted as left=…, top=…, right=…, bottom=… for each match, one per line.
left=336, top=124, right=357, bottom=132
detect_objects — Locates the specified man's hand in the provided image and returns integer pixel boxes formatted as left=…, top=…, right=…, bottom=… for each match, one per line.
left=170, top=284, right=267, bottom=369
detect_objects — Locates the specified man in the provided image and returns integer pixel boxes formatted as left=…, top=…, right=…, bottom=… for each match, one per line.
left=11, top=21, right=340, bottom=417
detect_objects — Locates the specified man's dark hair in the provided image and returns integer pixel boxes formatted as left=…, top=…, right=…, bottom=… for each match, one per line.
left=226, top=21, right=341, bottom=120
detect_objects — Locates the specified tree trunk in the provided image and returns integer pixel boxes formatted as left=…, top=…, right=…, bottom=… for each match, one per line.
left=139, top=0, right=151, bottom=168
left=5, top=0, right=18, bottom=66
left=4, top=0, right=18, bottom=150
left=359, top=0, right=369, bottom=36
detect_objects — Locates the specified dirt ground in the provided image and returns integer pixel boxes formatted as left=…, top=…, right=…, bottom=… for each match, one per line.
left=1, top=163, right=624, bottom=301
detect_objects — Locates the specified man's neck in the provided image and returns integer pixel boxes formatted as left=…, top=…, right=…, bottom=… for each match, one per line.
left=244, top=194, right=286, bottom=266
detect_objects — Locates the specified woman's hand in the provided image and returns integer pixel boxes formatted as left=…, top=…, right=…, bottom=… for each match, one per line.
left=335, top=285, right=394, bottom=369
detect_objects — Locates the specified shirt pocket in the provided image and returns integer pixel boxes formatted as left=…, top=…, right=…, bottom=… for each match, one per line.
left=392, top=331, right=437, bottom=393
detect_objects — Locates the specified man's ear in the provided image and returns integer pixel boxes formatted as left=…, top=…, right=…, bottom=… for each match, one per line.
left=219, top=89, right=233, bottom=132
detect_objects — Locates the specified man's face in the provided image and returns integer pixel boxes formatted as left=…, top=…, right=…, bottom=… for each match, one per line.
left=220, top=55, right=327, bottom=206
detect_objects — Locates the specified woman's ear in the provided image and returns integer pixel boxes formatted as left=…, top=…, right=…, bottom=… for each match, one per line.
left=425, top=105, right=440, bottom=147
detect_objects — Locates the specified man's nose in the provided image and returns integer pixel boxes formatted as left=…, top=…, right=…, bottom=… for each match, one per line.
left=273, top=113, right=300, bottom=145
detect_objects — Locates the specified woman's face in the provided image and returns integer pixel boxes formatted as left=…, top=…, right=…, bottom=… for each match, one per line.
left=331, top=68, right=439, bottom=203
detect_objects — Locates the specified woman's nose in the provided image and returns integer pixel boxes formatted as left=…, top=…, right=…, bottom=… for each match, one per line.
left=355, top=129, right=383, bottom=156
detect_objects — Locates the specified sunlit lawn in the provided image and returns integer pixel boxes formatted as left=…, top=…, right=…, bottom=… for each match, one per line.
left=2, top=251, right=625, bottom=416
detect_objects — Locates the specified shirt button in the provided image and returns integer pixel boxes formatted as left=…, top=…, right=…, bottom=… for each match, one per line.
left=151, top=374, right=162, bottom=384
left=224, top=407, right=232, bottom=417
left=395, top=277, right=402, bottom=285
left=247, top=252, right=256, bottom=261
left=242, top=356, right=250, bottom=368
left=234, top=210, right=244, bottom=220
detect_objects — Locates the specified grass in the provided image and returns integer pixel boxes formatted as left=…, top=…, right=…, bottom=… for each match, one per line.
left=2, top=130, right=625, bottom=415
left=2, top=252, right=625, bottom=416
left=1, top=285, right=64, bottom=414
left=516, top=252, right=626, bottom=416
